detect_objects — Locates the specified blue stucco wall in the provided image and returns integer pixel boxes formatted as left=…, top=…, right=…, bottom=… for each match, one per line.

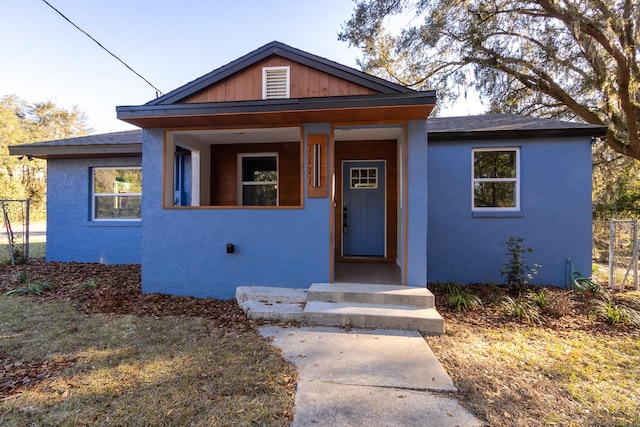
left=140, top=127, right=331, bottom=300
left=427, top=136, right=592, bottom=287
left=46, top=157, right=142, bottom=264
left=406, top=120, right=428, bottom=286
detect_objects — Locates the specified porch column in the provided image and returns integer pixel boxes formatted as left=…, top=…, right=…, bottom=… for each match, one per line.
left=406, top=119, right=428, bottom=286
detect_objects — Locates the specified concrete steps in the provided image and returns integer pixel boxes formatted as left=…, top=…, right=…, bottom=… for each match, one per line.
left=236, top=286, right=307, bottom=323
left=236, top=283, right=444, bottom=335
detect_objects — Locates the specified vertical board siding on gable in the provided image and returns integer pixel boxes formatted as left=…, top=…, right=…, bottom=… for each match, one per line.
left=181, top=56, right=379, bottom=103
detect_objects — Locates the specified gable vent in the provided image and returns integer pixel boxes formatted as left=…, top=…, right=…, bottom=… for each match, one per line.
left=263, top=66, right=290, bottom=99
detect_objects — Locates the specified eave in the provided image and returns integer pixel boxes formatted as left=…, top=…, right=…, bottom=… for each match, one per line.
left=429, top=127, right=607, bottom=141
left=117, top=92, right=437, bottom=128
left=8, top=143, right=142, bottom=160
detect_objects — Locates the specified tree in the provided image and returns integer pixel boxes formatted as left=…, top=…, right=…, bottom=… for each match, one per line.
left=0, top=95, right=89, bottom=217
left=339, top=0, right=640, bottom=160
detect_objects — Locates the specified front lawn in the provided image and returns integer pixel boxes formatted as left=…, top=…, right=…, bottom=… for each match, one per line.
left=1, top=261, right=639, bottom=426
left=427, top=284, right=640, bottom=426
left=0, top=262, right=295, bottom=426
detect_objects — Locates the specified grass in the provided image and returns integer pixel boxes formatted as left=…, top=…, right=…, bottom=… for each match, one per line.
left=0, top=296, right=295, bottom=426
left=0, top=242, right=46, bottom=265
left=426, top=292, right=640, bottom=427
left=426, top=321, right=640, bottom=426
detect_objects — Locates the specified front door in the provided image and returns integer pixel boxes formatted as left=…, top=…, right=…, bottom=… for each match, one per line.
left=342, top=160, right=386, bottom=257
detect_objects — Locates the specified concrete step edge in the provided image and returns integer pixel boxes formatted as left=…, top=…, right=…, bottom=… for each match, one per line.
left=239, top=299, right=306, bottom=322
left=308, top=283, right=435, bottom=307
left=236, top=286, right=308, bottom=304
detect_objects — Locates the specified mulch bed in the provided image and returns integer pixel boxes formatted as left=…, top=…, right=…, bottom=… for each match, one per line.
left=435, top=283, right=640, bottom=338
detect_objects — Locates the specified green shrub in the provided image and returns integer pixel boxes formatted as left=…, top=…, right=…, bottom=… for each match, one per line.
left=75, top=278, right=100, bottom=290
left=447, top=289, right=482, bottom=312
left=18, top=269, right=29, bottom=284
left=590, top=294, right=640, bottom=327
left=528, top=289, right=548, bottom=308
left=5, top=281, right=58, bottom=296
left=500, top=237, right=541, bottom=293
left=501, top=295, right=540, bottom=324
left=431, top=282, right=462, bottom=295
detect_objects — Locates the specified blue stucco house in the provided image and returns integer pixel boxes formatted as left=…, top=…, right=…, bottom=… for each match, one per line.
left=10, top=41, right=606, bottom=299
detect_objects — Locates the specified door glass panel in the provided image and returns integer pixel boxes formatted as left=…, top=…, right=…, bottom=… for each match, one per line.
left=350, top=167, right=378, bottom=189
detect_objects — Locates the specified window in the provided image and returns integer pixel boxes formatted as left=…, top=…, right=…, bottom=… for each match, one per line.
left=262, top=66, right=290, bottom=99
left=92, top=167, right=142, bottom=220
left=350, top=167, right=378, bottom=189
left=472, top=148, right=519, bottom=210
left=239, top=154, right=278, bottom=206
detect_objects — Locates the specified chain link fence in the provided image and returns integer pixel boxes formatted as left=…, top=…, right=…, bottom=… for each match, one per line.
left=0, top=199, right=31, bottom=265
left=593, top=219, right=639, bottom=290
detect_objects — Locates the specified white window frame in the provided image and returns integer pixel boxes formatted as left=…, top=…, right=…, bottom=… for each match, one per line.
left=262, top=66, right=290, bottom=99
left=349, top=167, right=379, bottom=189
left=91, top=166, right=142, bottom=221
left=471, top=147, right=520, bottom=211
left=237, top=153, right=279, bottom=206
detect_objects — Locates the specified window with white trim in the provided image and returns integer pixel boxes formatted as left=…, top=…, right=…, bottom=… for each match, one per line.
left=472, top=148, right=519, bottom=210
left=92, top=167, right=142, bottom=220
left=262, top=66, right=290, bottom=99
left=238, top=154, right=278, bottom=206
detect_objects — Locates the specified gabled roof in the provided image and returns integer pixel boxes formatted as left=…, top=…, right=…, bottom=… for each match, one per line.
left=148, top=41, right=412, bottom=106
left=428, top=114, right=607, bottom=140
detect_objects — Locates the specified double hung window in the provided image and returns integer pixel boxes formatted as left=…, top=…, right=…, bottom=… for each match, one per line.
left=239, top=154, right=278, bottom=206
left=472, top=148, right=519, bottom=210
left=92, top=167, right=142, bottom=220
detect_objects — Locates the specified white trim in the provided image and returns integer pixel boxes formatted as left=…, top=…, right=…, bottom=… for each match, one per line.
left=471, top=147, right=520, bottom=211
left=91, top=166, right=142, bottom=221
left=237, top=153, right=279, bottom=206
left=262, top=66, right=290, bottom=99
left=349, top=167, right=379, bottom=189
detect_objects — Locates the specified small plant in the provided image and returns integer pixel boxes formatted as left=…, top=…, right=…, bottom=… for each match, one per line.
left=500, top=237, right=541, bottom=293
left=590, top=294, right=640, bottom=327
left=501, top=295, right=540, bottom=324
left=430, top=282, right=462, bottom=295
left=5, top=281, right=58, bottom=296
left=447, top=289, right=482, bottom=311
left=528, top=289, right=548, bottom=308
left=75, top=278, right=101, bottom=290
left=18, top=268, right=29, bottom=284
left=431, top=282, right=481, bottom=311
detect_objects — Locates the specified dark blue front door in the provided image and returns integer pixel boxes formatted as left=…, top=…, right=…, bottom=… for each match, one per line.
left=342, top=161, right=385, bottom=257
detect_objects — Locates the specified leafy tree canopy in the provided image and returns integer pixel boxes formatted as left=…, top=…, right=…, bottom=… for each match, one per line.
left=0, top=95, right=89, bottom=216
left=340, top=0, right=640, bottom=160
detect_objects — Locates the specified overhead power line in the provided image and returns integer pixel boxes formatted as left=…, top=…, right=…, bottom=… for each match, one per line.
left=40, top=0, right=164, bottom=96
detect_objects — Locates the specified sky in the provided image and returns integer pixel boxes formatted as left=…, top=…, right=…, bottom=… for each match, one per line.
left=1, top=0, right=485, bottom=135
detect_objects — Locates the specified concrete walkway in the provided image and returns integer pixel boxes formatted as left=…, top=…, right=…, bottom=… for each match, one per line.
left=259, top=326, right=483, bottom=427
